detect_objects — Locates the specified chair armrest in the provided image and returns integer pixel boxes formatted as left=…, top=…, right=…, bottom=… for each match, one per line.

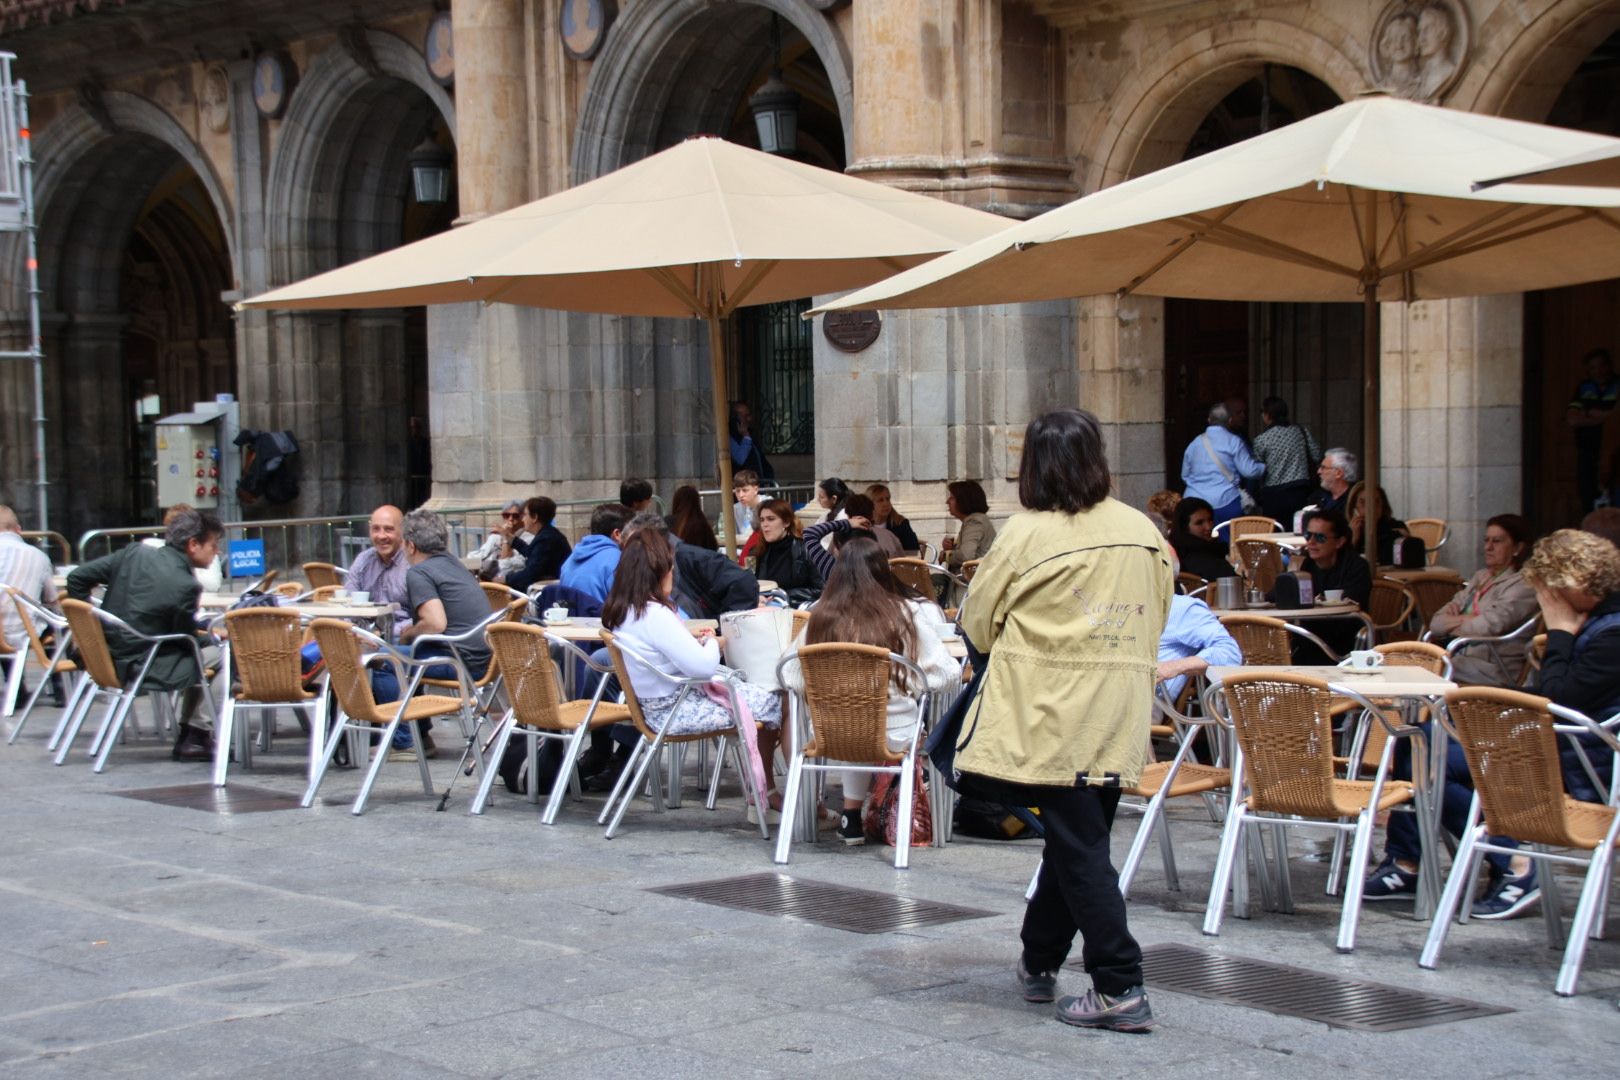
left=543, top=632, right=614, bottom=674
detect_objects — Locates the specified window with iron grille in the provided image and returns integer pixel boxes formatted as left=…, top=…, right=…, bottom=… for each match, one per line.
left=741, top=298, right=815, bottom=455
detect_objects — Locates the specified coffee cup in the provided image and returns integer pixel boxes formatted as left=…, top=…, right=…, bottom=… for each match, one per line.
left=349, top=590, right=370, bottom=606
left=1322, top=589, right=1345, bottom=603
left=544, top=606, right=570, bottom=624
left=1348, top=649, right=1384, bottom=669
left=331, top=588, right=349, bottom=604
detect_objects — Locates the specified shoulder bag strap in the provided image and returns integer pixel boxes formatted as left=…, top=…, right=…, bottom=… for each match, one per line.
left=1200, top=434, right=1238, bottom=486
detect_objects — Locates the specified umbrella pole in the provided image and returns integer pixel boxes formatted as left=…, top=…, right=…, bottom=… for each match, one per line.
left=1363, top=289, right=1381, bottom=570
left=708, top=305, right=737, bottom=559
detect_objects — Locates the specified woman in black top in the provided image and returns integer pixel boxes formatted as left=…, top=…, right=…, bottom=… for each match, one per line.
left=504, top=496, right=572, bottom=593
left=1285, top=509, right=1370, bottom=660
left=752, top=498, right=821, bottom=604
left=1349, top=485, right=1409, bottom=563
left=1169, top=497, right=1237, bottom=582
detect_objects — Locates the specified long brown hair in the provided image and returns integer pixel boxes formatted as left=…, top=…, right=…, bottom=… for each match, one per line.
left=805, top=537, right=919, bottom=689
left=601, top=531, right=675, bottom=630
left=669, top=484, right=719, bottom=550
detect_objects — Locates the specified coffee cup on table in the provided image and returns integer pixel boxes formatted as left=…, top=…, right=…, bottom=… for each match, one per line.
left=544, top=606, right=570, bottom=624
left=1348, top=649, right=1384, bottom=670
left=331, top=587, right=349, bottom=604
left=349, top=590, right=370, bottom=606
left=1322, top=589, right=1345, bottom=603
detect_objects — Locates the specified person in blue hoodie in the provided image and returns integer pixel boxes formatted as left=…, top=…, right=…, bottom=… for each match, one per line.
left=560, top=503, right=632, bottom=601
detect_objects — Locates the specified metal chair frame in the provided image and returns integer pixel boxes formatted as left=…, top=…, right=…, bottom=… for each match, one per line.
left=1419, top=692, right=1620, bottom=997
left=1430, top=613, right=1543, bottom=688
left=596, top=632, right=772, bottom=841
left=1203, top=673, right=1412, bottom=953
left=211, top=608, right=326, bottom=788
left=53, top=598, right=217, bottom=773
left=5, top=589, right=75, bottom=745
left=299, top=620, right=476, bottom=815
left=470, top=625, right=629, bottom=823
left=771, top=645, right=930, bottom=870
left=1404, top=518, right=1450, bottom=565
left=1116, top=687, right=1231, bottom=897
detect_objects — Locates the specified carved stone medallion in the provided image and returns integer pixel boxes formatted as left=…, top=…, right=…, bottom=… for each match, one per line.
left=201, top=66, right=230, bottom=134
left=425, top=11, right=454, bottom=86
left=561, top=0, right=617, bottom=61
left=1369, top=0, right=1470, bottom=103
left=822, top=310, right=881, bottom=353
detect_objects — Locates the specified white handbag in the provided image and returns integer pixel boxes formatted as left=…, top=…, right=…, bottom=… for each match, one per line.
left=718, top=607, right=797, bottom=690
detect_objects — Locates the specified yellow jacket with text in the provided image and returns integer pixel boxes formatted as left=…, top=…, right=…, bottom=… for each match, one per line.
left=956, top=498, right=1173, bottom=788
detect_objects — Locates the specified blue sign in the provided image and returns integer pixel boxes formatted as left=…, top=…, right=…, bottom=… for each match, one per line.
left=226, top=539, right=266, bottom=578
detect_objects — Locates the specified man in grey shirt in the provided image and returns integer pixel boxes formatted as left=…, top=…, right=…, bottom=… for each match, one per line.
left=372, top=508, right=491, bottom=757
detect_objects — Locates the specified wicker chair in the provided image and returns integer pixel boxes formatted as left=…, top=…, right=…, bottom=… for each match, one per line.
left=481, top=581, right=528, bottom=614
left=1404, top=518, right=1449, bottom=565
left=5, top=589, right=77, bottom=745
left=1117, top=691, right=1232, bottom=897
left=960, top=559, right=982, bottom=583
left=889, top=557, right=945, bottom=604
left=1366, top=577, right=1417, bottom=643
left=1176, top=571, right=1208, bottom=596
left=473, top=623, right=631, bottom=823
left=53, top=598, right=217, bottom=773
left=596, top=630, right=771, bottom=840
left=772, top=643, right=930, bottom=870
left=299, top=618, right=475, bottom=815
left=302, top=562, right=345, bottom=589
left=1215, top=514, right=1282, bottom=546
left=1420, top=688, right=1620, bottom=996
left=271, top=581, right=305, bottom=599
left=214, top=608, right=326, bottom=787
left=1405, top=571, right=1465, bottom=627
left=1232, top=537, right=1285, bottom=594
left=309, top=585, right=343, bottom=602
left=416, top=601, right=528, bottom=730
left=1205, top=672, right=1413, bottom=952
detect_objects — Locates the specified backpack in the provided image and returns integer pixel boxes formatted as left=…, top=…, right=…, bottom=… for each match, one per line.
left=234, top=429, right=301, bottom=506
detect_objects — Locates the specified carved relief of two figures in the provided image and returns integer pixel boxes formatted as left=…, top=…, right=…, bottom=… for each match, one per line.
left=1370, top=0, right=1469, bottom=103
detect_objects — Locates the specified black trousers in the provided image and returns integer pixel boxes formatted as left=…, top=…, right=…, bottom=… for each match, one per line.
left=1020, top=785, right=1143, bottom=997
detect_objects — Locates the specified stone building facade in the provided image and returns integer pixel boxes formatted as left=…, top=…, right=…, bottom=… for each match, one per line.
left=0, top=0, right=1616, bottom=565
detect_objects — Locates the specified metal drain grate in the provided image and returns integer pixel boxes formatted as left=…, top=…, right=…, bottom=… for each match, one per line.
left=114, top=783, right=308, bottom=814
left=650, top=873, right=995, bottom=934
left=1119, top=943, right=1511, bottom=1032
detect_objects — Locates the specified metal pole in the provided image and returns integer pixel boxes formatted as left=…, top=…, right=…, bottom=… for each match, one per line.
left=14, top=76, right=46, bottom=531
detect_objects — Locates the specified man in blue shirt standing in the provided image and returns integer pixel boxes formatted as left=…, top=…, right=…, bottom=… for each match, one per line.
left=1180, top=402, right=1265, bottom=526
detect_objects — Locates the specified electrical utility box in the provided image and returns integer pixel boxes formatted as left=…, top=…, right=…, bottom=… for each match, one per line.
left=154, top=398, right=241, bottom=519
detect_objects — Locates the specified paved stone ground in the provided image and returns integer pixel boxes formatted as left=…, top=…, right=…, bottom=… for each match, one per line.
left=2, top=701, right=1617, bottom=1079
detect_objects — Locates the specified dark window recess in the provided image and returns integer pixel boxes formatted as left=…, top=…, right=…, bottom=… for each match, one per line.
left=740, top=298, right=815, bottom=456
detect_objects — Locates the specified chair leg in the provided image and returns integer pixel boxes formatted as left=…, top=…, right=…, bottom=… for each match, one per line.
left=706, top=735, right=728, bottom=810
left=773, top=752, right=805, bottom=865
left=597, top=738, right=646, bottom=825
left=301, top=713, right=350, bottom=807
left=1337, top=816, right=1376, bottom=953
left=1204, top=804, right=1249, bottom=936
left=41, top=672, right=90, bottom=750
left=1119, top=795, right=1164, bottom=898
left=469, top=716, right=516, bottom=816
left=1159, top=814, right=1181, bottom=893
left=91, top=691, right=139, bottom=773
left=1271, top=824, right=1295, bottom=914
left=2, top=650, right=26, bottom=718
left=1024, top=860, right=1042, bottom=902
left=307, top=695, right=328, bottom=788
left=895, top=757, right=916, bottom=870
left=6, top=664, right=52, bottom=743
left=352, top=717, right=402, bottom=815
left=1538, top=846, right=1567, bottom=950
left=665, top=742, right=684, bottom=809
left=52, top=687, right=100, bottom=765
left=1419, top=825, right=1486, bottom=970
left=1557, top=842, right=1617, bottom=996
left=212, top=698, right=237, bottom=787
left=605, top=732, right=664, bottom=839
left=542, top=725, right=590, bottom=825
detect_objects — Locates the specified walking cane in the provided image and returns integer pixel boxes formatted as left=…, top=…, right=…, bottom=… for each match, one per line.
left=434, top=724, right=502, bottom=812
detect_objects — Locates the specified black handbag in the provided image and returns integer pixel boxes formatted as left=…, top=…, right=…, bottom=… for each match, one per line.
left=924, top=635, right=1029, bottom=802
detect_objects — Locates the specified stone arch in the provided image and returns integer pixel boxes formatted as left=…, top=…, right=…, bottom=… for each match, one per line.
left=571, top=0, right=853, bottom=181
left=265, top=27, right=456, bottom=283
left=1451, top=0, right=1620, bottom=120
left=1079, top=19, right=1366, bottom=190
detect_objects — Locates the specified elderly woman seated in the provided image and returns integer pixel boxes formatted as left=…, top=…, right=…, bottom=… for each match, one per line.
left=1426, top=514, right=1537, bottom=686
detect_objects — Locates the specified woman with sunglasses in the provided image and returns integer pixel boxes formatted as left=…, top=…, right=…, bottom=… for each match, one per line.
left=472, top=500, right=528, bottom=581
left=503, top=496, right=573, bottom=593
left=1279, top=509, right=1371, bottom=661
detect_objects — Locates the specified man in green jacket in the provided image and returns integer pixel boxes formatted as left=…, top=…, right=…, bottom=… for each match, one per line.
left=67, top=508, right=224, bottom=761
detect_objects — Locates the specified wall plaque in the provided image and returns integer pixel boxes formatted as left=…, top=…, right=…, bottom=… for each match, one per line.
left=252, top=52, right=294, bottom=119
left=822, top=309, right=881, bottom=353
left=424, top=11, right=454, bottom=86
left=562, top=0, right=617, bottom=61
left=1369, top=1, right=1469, bottom=103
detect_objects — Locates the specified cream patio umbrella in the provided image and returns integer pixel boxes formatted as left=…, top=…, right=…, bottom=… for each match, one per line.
left=1474, top=142, right=1620, bottom=190
left=242, top=136, right=1008, bottom=554
left=810, top=95, right=1620, bottom=567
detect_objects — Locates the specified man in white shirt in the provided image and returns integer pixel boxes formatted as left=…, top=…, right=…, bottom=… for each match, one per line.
left=0, top=504, right=56, bottom=651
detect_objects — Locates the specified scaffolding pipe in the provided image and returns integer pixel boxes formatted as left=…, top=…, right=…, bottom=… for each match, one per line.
left=0, top=54, right=45, bottom=531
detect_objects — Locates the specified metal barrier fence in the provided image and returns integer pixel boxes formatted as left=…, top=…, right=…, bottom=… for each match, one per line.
left=22, top=530, right=71, bottom=565
left=69, top=482, right=816, bottom=576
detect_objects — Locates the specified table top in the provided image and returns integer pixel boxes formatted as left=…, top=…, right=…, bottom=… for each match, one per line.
left=199, top=593, right=396, bottom=618
left=1207, top=664, right=1454, bottom=697
left=1214, top=600, right=1361, bottom=619
left=539, top=617, right=718, bottom=642
left=1378, top=567, right=1463, bottom=583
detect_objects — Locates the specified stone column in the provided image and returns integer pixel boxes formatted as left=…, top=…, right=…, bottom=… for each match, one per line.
left=452, top=0, right=531, bottom=220
left=1380, top=295, right=1523, bottom=571
left=59, top=314, right=132, bottom=531
left=1077, top=294, right=1165, bottom=510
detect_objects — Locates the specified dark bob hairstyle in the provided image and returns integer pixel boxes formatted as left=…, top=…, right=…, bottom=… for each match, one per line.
left=1017, top=408, right=1111, bottom=514
left=946, top=480, right=989, bottom=517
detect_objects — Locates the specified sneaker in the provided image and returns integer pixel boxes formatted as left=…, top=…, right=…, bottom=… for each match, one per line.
left=388, top=747, right=421, bottom=763
left=1056, top=986, right=1156, bottom=1033
left=746, top=802, right=783, bottom=825
left=837, top=808, right=866, bottom=846
left=1362, top=858, right=1419, bottom=901
left=1471, top=867, right=1539, bottom=920
left=1016, top=957, right=1057, bottom=1004
left=421, top=733, right=439, bottom=760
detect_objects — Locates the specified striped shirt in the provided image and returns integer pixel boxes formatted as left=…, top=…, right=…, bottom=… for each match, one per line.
left=0, top=531, right=57, bottom=648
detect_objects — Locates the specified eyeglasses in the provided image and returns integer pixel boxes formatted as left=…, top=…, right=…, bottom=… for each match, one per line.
left=501, top=512, right=522, bottom=520
left=1303, top=530, right=1332, bottom=543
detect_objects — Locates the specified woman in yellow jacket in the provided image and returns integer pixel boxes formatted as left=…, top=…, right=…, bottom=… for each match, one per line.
left=958, top=408, right=1174, bottom=1034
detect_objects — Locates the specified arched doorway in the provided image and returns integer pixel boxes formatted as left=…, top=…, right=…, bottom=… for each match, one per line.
left=1523, top=28, right=1620, bottom=528
left=264, top=33, right=457, bottom=513
left=36, top=124, right=235, bottom=533
left=1161, top=67, right=1349, bottom=489
left=572, top=0, right=850, bottom=486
